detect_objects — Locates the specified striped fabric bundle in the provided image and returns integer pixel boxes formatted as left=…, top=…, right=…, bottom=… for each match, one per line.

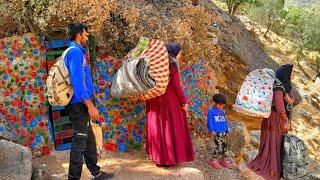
left=111, top=37, right=169, bottom=100
left=110, top=57, right=156, bottom=98
left=129, top=37, right=169, bottom=100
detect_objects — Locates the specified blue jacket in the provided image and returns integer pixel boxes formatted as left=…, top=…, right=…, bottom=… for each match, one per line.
left=207, top=107, right=229, bottom=133
left=65, top=42, right=94, bottom=104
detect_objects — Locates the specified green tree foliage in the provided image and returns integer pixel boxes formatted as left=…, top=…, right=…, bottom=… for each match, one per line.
left=247, top=0, right=285, bottom=37
left=282, top=6, right=304, bottom=38
left=283, top=4, right=320, bottom=66
left=223, top=0, right=258, bottom=15
left=301, top=7, right=320, bottom=52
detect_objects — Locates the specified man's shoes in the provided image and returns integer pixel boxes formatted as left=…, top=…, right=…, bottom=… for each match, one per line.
left=93, top=171, right=114, bottom=180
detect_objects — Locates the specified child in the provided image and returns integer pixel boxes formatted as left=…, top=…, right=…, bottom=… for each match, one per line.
left=207, top=94, right=232, bottom=169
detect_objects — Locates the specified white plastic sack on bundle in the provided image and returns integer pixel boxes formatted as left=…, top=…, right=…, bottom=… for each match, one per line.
left=111, top=57, right=155, bottom=98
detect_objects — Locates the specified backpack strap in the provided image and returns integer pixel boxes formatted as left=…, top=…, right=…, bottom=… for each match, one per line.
left=63, top=46, right=86, bottom=67
left=62, top=46, right=76, bottom=61
left=52, top=47, right=76, bottom=80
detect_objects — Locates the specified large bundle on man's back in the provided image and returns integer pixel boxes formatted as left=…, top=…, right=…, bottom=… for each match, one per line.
left=111, top=37, right=169, bottom=100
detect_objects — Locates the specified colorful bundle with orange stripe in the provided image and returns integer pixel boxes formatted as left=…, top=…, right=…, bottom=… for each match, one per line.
left=111, top=37, right=169, bottom=100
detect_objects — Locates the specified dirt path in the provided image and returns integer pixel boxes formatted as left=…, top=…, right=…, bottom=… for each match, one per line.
left=33, top=148, right=243, bottom=180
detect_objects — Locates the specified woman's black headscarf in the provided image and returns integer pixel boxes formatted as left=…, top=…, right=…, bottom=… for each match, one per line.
left=275, top=64, right=293, bottom=93
left=166, top=42, right=181, bottom=58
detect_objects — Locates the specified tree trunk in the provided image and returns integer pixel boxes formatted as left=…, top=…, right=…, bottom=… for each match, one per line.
left=231, top=3, right=241, bottom=15
left=263, top=20, right=271, bottom=37
left=297, top=60, right=312, bottom=79
left=231, top=4, right=235, bottom=15
left=227, top=1, right=233, bottom=15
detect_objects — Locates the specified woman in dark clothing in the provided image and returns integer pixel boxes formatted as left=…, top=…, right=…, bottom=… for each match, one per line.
left=247, top=64, right=295, bottom=180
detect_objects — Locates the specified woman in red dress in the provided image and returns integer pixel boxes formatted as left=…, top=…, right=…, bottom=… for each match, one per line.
left=247, top=64, right=295, bottom=180
left=145, top=42, right=195, bottom=166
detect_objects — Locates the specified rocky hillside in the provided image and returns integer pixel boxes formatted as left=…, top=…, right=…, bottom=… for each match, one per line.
left=78, top=0, right=278, bottom=103
left=0, top=0, right=279, bottom=102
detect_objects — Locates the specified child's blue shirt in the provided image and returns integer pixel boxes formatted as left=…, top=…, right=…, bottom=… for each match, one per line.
left=207, top=107, right=229, bottom=133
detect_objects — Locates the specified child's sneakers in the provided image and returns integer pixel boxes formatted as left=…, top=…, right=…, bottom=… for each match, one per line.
left=208, top=159, right=223, bottom=169
left=220, top=158, right=233, bottom=169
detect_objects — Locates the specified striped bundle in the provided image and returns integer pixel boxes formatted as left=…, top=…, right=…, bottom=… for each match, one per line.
left=111, top=37, right=169, bottom=100
left=130, top=37, right=169, bottom=100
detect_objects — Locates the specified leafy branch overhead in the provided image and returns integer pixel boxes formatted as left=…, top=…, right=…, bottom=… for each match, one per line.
left=223, top=0, right=258, bottom=15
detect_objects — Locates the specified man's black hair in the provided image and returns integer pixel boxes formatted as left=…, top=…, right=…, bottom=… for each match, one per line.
left=212, top=94, right=226, bottom=104
left=67, top=23, right=87, bottom=41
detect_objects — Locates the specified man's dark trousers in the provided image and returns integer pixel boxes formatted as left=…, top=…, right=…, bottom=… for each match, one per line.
left=65, top=103, right=100, bottom=180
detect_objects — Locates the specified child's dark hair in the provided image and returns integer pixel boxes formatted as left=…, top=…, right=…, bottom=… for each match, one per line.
left=212, top=94, right=226, bottom=104
left=67, top=23, right=87, bottom=41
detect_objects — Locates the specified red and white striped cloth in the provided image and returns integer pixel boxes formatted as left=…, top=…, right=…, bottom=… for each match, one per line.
left=128, top=38, right=169, bottom=100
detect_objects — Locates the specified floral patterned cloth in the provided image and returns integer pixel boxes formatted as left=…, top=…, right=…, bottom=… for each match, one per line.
left=233, top=68, right=276, bottom=118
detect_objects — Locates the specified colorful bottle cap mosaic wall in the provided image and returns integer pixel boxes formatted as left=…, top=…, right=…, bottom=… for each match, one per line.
left=94, top=55, right=146, bottom=152
left=0, top=33, right=213, bottom=153
left=93, top=56, right=212, bottom=151
left=180, top=60, right=212, bottom=136
left=0, top=33, right=51, bottom=152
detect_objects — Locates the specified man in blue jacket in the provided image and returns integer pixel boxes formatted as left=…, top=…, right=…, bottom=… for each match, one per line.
left=64, top=23, right=113, bottom=180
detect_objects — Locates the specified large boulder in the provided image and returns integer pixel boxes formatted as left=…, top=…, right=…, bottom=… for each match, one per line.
left=227, top=121, right=250, bottom=158
left=249, top=130, right=261, bottom=148
left=243, top=147, right=258, bottom=162
left=310, top=93, right=320, bottom=110
left=192, top=121, right=250, bottom=161
left=0, top=139, right=32, bottom=180
left=242, top=130, right=260, bottom=162
left=0, top=0, right=283, bottom=104
left=298, top=109, right=313, bottom=121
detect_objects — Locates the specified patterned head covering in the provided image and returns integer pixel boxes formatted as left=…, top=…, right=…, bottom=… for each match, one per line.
left=166, top=42, right=181, bottom=58
left=275, top=64, right=293, bottom=93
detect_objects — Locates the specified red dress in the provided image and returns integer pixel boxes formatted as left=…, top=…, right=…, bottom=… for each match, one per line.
left=146, top=61, right=195, bottom=165
left=247, top=90, right=290, bottom=180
